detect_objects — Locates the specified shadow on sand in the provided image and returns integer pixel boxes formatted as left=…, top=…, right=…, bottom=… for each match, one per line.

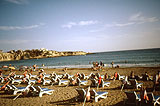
left=50, top=97, right=78, bottom=105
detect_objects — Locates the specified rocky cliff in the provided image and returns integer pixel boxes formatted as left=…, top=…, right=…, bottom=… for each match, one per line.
left=0, top=48, right=88, bottom=61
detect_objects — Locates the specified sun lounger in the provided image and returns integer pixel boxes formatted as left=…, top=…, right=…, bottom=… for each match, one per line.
left=77, top=78, right=88, bottom=86
left=11, top=78, right=22, bottom=85
left=90, top=89, right=108, bottom=102
left=101, top=79, right=110, bottom=88
left=81, top=73, right=90, bottom=80
left=26, top=79, right=37, bottom=85
left=5, top=84, right=14, bottom=93
left=0, top=77, right=4, bottom=83
left=42, top=78, right=56, bottom=86
left=35, top=86, right=54, bottom=97
left=15, top=75, right=24, bottom=79
left=147, top=92, right=160, bottom=106
left=11, top=84, right=32, bottom=95
left=90, top=79, right=99, bottom=87
left=129, top=79, right=143, bottom=89
left=76, top=88, right=86, bottom=101
left=57, top=78, right=69, bottom=85
left=29, top=73, right=37, bottom=79
left=124, top=91, right=140, bottom=106
left=43, top=73, right=51, bottom=79
left=77, top=73, right=82, bottom=79
left=66, top=73, right=74, bottom=79
left=117, top=73, right=125, bottom=80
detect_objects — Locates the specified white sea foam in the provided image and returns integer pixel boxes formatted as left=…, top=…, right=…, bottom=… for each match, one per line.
left=38, top=63, right=160, bottom=69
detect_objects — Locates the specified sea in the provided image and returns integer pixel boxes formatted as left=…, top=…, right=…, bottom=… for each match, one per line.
left=0, top=48, right=160, bottom=69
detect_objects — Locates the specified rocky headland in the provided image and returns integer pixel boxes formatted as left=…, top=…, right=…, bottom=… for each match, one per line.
left=0, top=48, right=88, bottom=61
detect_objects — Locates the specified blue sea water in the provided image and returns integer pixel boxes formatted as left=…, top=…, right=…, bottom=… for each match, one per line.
left=0, top=48, right=160, bottom=68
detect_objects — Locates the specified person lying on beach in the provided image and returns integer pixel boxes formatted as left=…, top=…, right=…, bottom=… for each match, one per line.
left=37, top=69, right=44, bottom=83
left=110, top=72, right=118, bottom=80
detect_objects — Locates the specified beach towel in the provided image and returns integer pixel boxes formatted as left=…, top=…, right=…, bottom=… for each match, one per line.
left=144, top=90, right=149, bottom=101
left=72, top=78, right=77, bottom=85
left=98, top=76, right=102, bottom=85
left=114, top=72, right=118, bottom=79
left=76, top=72, right=79, bottom=77
left=0, top=81, right=10, bottom=90
left=38, top=73, right=43, bottom=83
left=23, top=71, right=27, bottom=78
left=86, top=86, right=90, bottom=101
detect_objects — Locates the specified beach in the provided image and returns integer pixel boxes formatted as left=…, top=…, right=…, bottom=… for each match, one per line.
left=0, top=67, right=160, bottom=106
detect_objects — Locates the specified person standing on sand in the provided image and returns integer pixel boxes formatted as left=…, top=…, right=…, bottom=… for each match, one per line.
left=33, top=64, right=37, bottom=71
left=129, top=71, right=136, bottom=80
left=111, top=61, right=114, bottom=68
left=62, top=67, right=67, bottom=72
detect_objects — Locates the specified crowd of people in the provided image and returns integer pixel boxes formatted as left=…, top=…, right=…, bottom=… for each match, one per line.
left=91, top=61, right=104, bottom=71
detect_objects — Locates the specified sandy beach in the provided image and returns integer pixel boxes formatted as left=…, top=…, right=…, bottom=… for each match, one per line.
left=0, top=67, right=160, bottom=106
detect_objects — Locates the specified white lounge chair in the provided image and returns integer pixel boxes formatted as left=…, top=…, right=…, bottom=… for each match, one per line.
left=57, top=78, right=69, bottom=85
left=11, top=84, right=32, bottom=95
left=147, top=92, right=160, bottom=106
left=0, top=77, right=4, bottom=83
left=81, top=73, right=89, bottom=80
left=11, top=78, right=22, bottom=85
left=42, top=78, right=56, bottom=86
left=66, top=73, right=74, bottom=79
left=36, top=86, right=54, bottom=97
left=5, top=84, right=14, bottom=93
left=90, top=89, right=108, bottom=102
left=15, top=75, right=24, bottom=79
left=117, top=73, right=125, bottom=80
left=77, top=78, right=88, bottom=86
left=29, top=73, right=37, bottom=79
left=43, top=73, right=51, bottom=79
left=26, top=78, right=37, bottom=85
left=101, top=79, right=110, bottom=88
left=76, top=88, right=86, bottom=101
left=90, top=79, right=98, bottom=87
left=129, top=79, right=143, bottom=89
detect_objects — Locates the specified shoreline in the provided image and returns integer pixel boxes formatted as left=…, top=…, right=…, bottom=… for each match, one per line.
left=38, top=64, right=160, bottom=69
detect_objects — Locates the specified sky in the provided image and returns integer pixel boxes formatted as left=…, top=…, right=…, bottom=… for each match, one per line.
left=0, top=0, right=160, bottom=52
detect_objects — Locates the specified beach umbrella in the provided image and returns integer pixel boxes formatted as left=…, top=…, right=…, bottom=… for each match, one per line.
left=9, top=67, right=15, bottom=70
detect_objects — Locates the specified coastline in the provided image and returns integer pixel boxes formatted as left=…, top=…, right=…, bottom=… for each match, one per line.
left=0, top=49, right=88, bottom=62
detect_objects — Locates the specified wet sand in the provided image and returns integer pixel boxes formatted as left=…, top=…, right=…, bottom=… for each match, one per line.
left=0, top=67, right=160, bottom=106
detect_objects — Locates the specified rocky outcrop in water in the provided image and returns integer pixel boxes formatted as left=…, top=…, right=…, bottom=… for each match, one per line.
left=0, top=48, right=88, bottom=61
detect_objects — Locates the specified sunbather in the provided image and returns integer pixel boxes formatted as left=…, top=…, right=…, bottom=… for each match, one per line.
left=110, top=72, right=118, bottom=80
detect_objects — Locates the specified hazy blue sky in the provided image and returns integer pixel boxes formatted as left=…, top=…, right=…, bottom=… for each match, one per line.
left=0, top=0, right=160, bottom=52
